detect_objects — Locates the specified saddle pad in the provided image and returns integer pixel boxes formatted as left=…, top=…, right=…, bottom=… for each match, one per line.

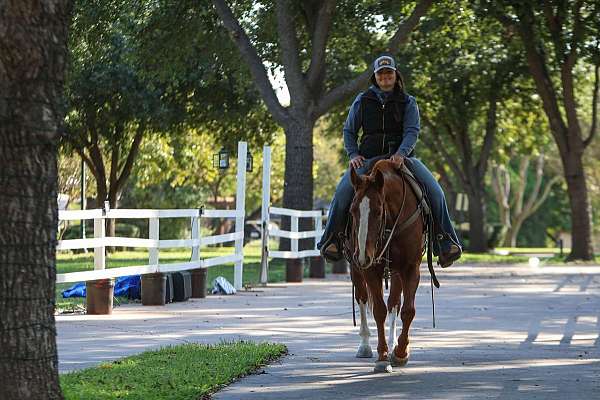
left=401, top=164, right=431, bottom=216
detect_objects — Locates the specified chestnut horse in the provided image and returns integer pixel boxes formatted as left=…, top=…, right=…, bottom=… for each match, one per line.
left=346, top=159, right=426, bottom=373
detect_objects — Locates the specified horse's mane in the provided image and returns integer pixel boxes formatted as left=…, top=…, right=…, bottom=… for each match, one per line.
left=369, top=160, right=403, bottom=183
left=371, top=159, right=397, bottom=174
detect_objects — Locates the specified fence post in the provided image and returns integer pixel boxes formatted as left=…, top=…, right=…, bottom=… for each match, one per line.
left=89, top=206, right=110, bottom=314
left=286, top=215, right=303, bottom=282
left=234, top=141, right=247, bottom=290
left=309, top=213, right=325, bottom=278
left=190, top=213, right=200, bottom=262
left=149, top=217, right=159, bottom=266
left=93, top=214, right=105, bottom=271
left=190, top=212, right=207, bottom=298
left=291, top=216, right=299, bottom=253
left=260, top=146, right=271, bottom=285
left=314, top=214, right=322, bottom=250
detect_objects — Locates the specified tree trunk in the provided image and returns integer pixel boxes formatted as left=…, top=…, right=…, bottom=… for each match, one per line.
left=0, top=1, right=71, bottom=398
left=506, top=219, right=524, bottom=248
left=501, top=224, right=513, bottom=248
left=502, top=4, right=594, bottom=260
left=280, top=117, right=315, bottom=253
left=564, top=156, right=594, bottom=260
left=467, top=188, right=488, bottom=252
left=106, top=192, right=119, bottom=252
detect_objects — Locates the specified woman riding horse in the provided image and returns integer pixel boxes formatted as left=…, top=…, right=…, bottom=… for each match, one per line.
left=317, top=53, right=462, bottom=267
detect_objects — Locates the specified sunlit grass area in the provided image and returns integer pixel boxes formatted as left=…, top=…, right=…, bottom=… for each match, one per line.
left=457, top=253, right=530, bottom=264
left=493, top=247, right=568, bottom=254
left=60, top=341, right=287, bottom=400
left=543, top=254, right=600, bottom=264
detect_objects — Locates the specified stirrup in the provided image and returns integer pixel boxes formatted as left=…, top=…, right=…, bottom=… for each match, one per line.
left=320, top=241, right=343, bottom=263
left=438, top=244, right=461, bottom=268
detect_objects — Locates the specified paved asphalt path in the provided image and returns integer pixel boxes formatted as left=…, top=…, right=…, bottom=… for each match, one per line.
left=56, top=263, right=600, bottom=399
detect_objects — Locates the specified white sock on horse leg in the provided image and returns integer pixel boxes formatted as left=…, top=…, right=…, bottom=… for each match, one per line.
left=359, top=301, right=370, bottom=346
left=387, top=306, right=398, bottom=352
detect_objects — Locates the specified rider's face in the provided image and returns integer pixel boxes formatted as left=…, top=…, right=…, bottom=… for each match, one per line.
left=375, top=68, right=396, bottom=91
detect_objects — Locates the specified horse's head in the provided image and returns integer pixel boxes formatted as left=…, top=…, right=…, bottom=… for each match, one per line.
left=349, top=166, right=386, bottom=269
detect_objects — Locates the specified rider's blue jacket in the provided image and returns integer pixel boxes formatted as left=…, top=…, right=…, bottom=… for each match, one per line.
left=343, top=85, right=420, bottom=160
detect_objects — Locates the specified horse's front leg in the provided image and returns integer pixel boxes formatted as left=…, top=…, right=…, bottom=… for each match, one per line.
left=386, top=272, right=402, bottom=360
left=366, top=270, right=391, bottom=373
left=352, top=269, right=372, bottom=358
left=391, top=261, right=420, bottom=367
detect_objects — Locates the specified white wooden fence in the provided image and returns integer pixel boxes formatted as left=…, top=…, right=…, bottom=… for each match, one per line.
left=259, top=146, right=325, bottom=284
left=57, top=142, right=248, bottom=290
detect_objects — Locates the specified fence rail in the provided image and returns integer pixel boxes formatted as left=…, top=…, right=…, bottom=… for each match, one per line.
left=259, top=146, right=325, bottom=284
left=57, top=142, right=248, bottom=289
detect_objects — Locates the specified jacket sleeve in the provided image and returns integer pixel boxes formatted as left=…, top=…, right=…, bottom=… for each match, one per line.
left=395, top=95, right=420, bottom=157
left=343, top=93, right=363, bottom=159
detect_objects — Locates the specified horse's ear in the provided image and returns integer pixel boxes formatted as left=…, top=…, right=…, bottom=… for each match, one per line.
left=350, top=166, right=362, bottom=189
left=374, top=169, right=385, bottom=192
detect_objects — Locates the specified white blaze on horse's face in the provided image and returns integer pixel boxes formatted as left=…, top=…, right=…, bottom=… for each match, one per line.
left=358, top=196, right=370, bottom=265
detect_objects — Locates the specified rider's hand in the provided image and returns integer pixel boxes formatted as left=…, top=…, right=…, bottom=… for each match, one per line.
left=349, top=155, right=366, bottom=169
left=390, top=154, right=405, bottom=168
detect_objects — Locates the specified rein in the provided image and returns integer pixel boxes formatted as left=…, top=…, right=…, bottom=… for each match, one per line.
left=352, top=172, right=423, bottom=270
left=373, top=176, right=408, bottom=265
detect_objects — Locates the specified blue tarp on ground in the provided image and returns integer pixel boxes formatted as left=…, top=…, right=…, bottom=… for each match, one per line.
left=62, top=283, right=86, bottom=298
left=62, top=275, right=141, bottom=299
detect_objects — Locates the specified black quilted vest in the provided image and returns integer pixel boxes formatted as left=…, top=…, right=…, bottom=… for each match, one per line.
left=358, top=87, right=410, bottom=159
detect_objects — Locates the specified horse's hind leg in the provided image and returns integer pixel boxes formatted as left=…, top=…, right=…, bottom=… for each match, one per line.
left=352, top=269, right=372, bottom=358
left=391, top=262, right=420, bottom=367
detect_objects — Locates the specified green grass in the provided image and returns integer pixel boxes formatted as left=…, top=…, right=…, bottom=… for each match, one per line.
left=543, top=254, right=600, bottom=265
left=456, top=253, right=530, bottom=264
left=493, top=247, right=567, bottom=254
left=60, top=341, right=287, bottom=400
left=453, top=249, right=600, bottom=265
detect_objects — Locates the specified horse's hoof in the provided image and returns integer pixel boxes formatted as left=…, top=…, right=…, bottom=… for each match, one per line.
left=389, top=351, right=409, bottom=367
left=374, top=360, right=393, bottom=373
left=356, top=344, right=373, bottom=358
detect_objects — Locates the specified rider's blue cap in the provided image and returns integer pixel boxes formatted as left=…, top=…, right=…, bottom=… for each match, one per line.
left=373, top=55, right=397, bottom=73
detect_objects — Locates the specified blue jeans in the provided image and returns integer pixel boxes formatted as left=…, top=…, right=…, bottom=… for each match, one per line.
left=318, top=157, right=461, bottom=255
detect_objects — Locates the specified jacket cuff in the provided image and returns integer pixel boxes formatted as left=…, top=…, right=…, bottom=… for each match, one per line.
left=395, top=149, right=408, bottom=157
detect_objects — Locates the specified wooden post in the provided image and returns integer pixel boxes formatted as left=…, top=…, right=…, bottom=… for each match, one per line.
left=234, top=141, right=247, bottom=290
left=260, top=146, right=271, bottom=285
left=190, top=213, right=206, bottom=298
left=309, top=214, right=325, bottom=278
left=291, top=216, right=299, bottom=254
left=93, top=216, right=105, bottom=271
left=149, top=217, right=159, bottom=266
left=286, top=215, right=303, bottom=282
left=90, top=204, right=109, bottom=313
left=190, top=214, right=200, bottom=262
